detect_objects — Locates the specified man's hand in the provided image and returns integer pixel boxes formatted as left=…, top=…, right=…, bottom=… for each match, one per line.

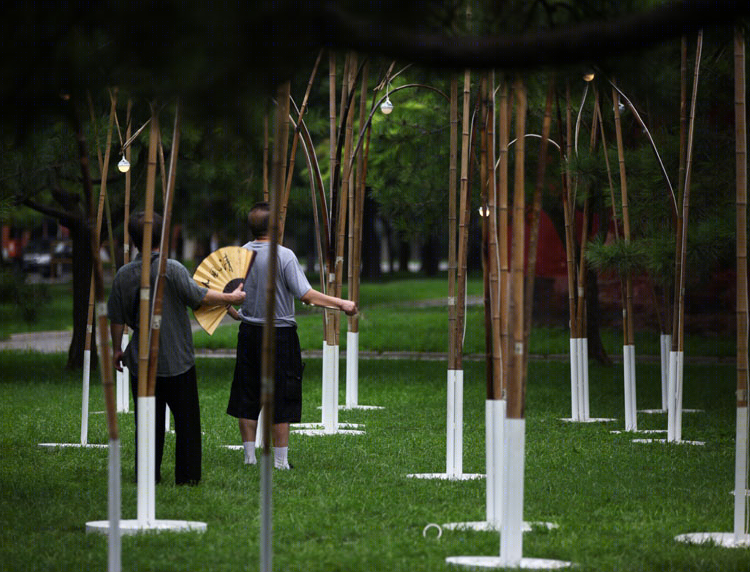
left=113, top=349, right=124, bottom=373
left=341, top=300, right=357, bottom=316
left=227, top=282, right=246, bottom=305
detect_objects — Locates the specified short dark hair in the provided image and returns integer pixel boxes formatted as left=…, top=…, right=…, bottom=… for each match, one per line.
left=248, top=202, right=270, bottom=239
left=129, top=211, right=163, bottom=250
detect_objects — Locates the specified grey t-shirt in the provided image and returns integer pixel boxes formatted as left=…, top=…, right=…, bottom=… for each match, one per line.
left=107, top=253, right=208, bottom=376
left=236, top=240, right=312, bottom=327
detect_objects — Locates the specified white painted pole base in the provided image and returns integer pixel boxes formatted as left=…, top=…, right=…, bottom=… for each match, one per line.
left=346, top=331, right=358, bottom=408
left=137, top=396, right=156, bottom=524
left=447, top=369, right=464, bottom=476
left=733, top=406, right=748, bottom=540
left=81, top=348, right=91, bottom=445
left=108, top=438, right=121, bottom=572
left=486, top=399, right=504, bottom=526
left=623, top=345, right=637, bottom=432
left=667, top=350, right=684, bottom=442
left=406, top=369, right=482, bottom=480
left=660, top=334, right=671, bottom=411
left=568, top=339, right=579, bottom=421
left=321, top=343, right=339, bottom=433
left=500, top=418, right=525, bottom=567
left=582, top=338, right=590, bottom=420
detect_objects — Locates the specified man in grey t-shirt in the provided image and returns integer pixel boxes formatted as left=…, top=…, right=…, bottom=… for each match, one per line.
left=226, top=201, right=356, bottom=469
left=108, top=211, right=245, bottom=485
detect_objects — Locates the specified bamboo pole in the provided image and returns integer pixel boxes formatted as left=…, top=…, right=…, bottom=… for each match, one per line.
left=263, top=113, right=269, bottom=202
left=612, top=83, right=634, bottom=347
left=498, top=83, right=510, bottom=388
left=672, top=37, right=689, bottom=349
left=733, top=27, right=749, bottom=540
left=454, top=69, right=473, bottom=370
left=479, top=76, right=492, bottom=396
left=523, top=77, right=554, bottom=374
left=137, top=109, right=159, bottom=399
left=260, top=80, right=290, bottom=572
left=561, top=84, right=579, bottom=341
left=325, top=51, right=338, bottom=345
left=279, top=51, right=323, bottom=240
left=124, top=99, right=132, bottom=266
left=349, top=60, right=370, bottom=334
left=508, top=76, right=527, bottom=421
left=146, top=102, right=182, bottom=396
left=677, top=31, right=703, bottom=354
left=486, top=72, right=502, bottom=399
left=448, top=76, right=459, bottom=370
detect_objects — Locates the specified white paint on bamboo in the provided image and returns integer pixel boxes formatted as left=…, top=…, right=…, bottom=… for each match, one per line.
left=660, top=334, right=671, bottom=411
left=108, top=439, right=121, bottom=572
left=667, top=350, right=684, bottom=442
left=623, top=345, right=637, bottom=431
left=500, top=418, right=525, bottom=567
left=81, top=349, right=91, bottom=445
left=734, top=406, right=749, bottom=540
left=569, top=338, right=579, bottom=421
left=486, top=399, right=504, bottom=526
left=137, top=396, right=156, bottom=524
left=582, top=338, right=591, bottom=420
left=345, top=331, right=358, bottom=408
left=405, top=369, right=482, bottom=481
left=321, top=342, right=339, bottom=433
left=447, top=369, right=464, bottom=476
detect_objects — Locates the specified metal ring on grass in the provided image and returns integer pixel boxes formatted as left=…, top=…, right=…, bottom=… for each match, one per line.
left=422, top=523, right=443, bottom=539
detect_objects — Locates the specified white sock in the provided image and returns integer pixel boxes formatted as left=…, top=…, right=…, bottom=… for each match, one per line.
left=243, top=441, right=256, bottom=465
left=274, top=446, right=289, bottom=469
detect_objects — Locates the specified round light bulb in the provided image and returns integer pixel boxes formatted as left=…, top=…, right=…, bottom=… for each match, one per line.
left=583, top=72, right=595, bottom=82
left=380, top=97, right=394, bottom=115
left=117, top=156, right=130, bottom=173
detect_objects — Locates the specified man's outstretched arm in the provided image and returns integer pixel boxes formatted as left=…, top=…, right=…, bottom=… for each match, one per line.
left=300, top=289, right=357, bottom=316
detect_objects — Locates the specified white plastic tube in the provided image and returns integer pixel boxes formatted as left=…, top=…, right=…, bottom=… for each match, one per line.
left=674, top=350, right=684, bottom=442
left=108, top=438, right=121, bottom=572
left=137, top=396, right=156, bottom=524
left=582, top=338, right=591, bottom=420
left=667, top=350, right=678, bottom=441
left=346, top=331, right=359, bottom=408
left=500, top=418, right=525, bottom=566
left=629, top=344, right=638, bottom=430
left=81, top=349, right=91, bottom=445
left=322, top=343, right=339, bottom=433
left=485, top=399, right=505, bottom=526
left=447, top=370, right=455, bottom=476
left=623, top=345, right=633, bottom=431
left=734, top=406, right=749, bottom=540
left=660, top=334, right=671, bottom=411
left=569, top=338, right=579, bottom=421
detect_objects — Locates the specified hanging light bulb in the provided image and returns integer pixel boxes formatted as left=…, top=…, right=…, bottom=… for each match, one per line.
left=117, top=155, right=130, bottom=173
left=583, top=71, right=595, bottom=82
left=478, top=205, right=490, bottom=217
left=380, top=96, right=394, bottom=115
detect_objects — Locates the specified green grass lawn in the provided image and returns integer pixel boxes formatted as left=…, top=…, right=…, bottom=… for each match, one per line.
left=0, top=351, right=746, bottom=571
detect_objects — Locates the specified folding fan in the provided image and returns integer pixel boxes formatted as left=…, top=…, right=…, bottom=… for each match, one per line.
left=192, top=246, right=255, bottom=335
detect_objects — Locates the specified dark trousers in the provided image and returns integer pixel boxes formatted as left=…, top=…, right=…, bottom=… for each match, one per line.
left=131, top=366, right=202, bottom=485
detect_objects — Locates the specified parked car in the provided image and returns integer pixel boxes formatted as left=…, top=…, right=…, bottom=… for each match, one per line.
left=22, top=239, right=72, bottom=277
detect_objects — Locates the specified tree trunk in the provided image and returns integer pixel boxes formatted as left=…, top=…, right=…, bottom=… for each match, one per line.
left=360, top=187, right=381, bottom=279
left=420, top=233, right=439, bottom=276
left=66, top=219, right=94, bottom=370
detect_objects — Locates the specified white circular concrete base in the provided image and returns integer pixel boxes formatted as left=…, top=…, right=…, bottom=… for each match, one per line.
left=560, top=417, right=616, bottom=423
left=675, top=532, right=750, bottom=548
left=442, top=521, right=558, bottom=532
left=638, top=408, right=703, bottom=414
left=338, top=405, right=385, bottom=410
left=292, top=429, right=365, bottom=436
left=86, top=519, right=207, bottom=535
left=631, top=438, right=705, bottom=446
left=39, top=443, right=108, bottom=449
left=610, top=429, right=667, bottom=434
left=446, top=556, right=573, bottom=569
left=294, top=422, right=364, bottom=429
left=405, top=472, right=484, bottom=481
